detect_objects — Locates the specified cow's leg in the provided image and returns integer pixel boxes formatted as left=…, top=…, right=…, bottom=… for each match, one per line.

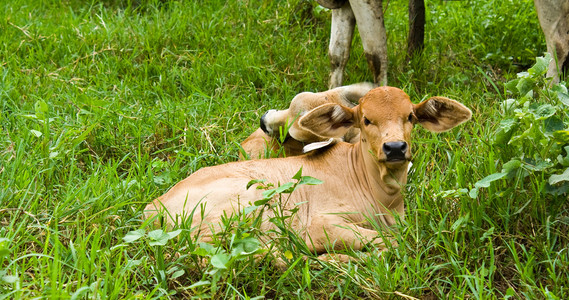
left=329, top=2, right=356, bottom=89
left=534, top=0, right=569, bottom=83
left=350, top=0, right=388, bottom=86
left=407, top=0, right=425, bottom=59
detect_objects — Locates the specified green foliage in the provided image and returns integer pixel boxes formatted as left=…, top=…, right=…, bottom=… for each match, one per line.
left=0, top=0, right=566, bottom=298
left=472, top=54, right=569, bottom=197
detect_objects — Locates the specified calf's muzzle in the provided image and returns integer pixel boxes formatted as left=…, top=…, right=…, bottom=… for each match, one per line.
left=260, top=111, right=270, bottom=135
left=383, top=141, right=408, bottom=162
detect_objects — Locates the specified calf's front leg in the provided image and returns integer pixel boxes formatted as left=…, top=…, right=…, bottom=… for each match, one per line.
left=305, top=214, right=395, bottom=254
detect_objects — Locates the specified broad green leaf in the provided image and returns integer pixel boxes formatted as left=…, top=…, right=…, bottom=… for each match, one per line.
left=553, top=83, right=568, bottom=94
left=242, top=205, right=259, bottom=215
left=125, top=259, right=142, bottom=269
left=167, top=229, right=182, bottom=239
left=123, top=229, right=145, bottom=243
left=502, top=159, right=521, bottom=175
left=211, top=253, right=230, bottom=269
left=494, top=118, right=518, bottom=145
left=261, top=188, right=276, bottom=199
left=558, top=92, right=569, bottom=106
left=254, top=198, right=271, bottom=206
left=451, top=213, right=470, bottom=231
left=192, top=247, right=210, bottom=257
left=2, top=275, right=18, bottom=283
left=553, top=130, right=569, bottom=144
left=30, top=129, right=43, bottom=137
left=171, top=269, right=185, bottom=279
left=516, top=77, right=535, bottom=97
left=148, top=239, right=169, bottom=246
left=544, top=116, right=565, bottom=134
left=188, top=280, right=211, bottom=289
left=530, top=104, right=556, bottom=120
left=545, top=181, right=569, bottom=195
left=500, top=99, right=517, bottom=112
left=506, top=287, right=516, bottom=297
left=558, top=146, right=569, bottom=166
left=148, top=229, right=170, bottom=246
left=247, top=179, right=265, bottom=190
left=516, top=71, right=530, bottom=78
left=527, top=53, right=551, bottom=77
left=240, top=237, right=260, bottom=253
left=292, top=167, right=303, bottom=181
left=498, top=118, right=517, bottom=132
left=299, top=176, right=324, bottom=186
left=504, top=79, right=519, bottom=94
left=549, top=168, right=569, bottom=185
left=275, top=182, right=296, bottom=194
left=0, top=238, right=10, bottom=258
left=474, top=172, right=507, bottom=188
left=524, top=159, right=553, bottom=172
left=197, top=242, right=217, bottom=255
left=231, top=244, right=245, bottom=257
left=231, top=238, right=262, bottom=257
left=153, top=173, right=170, bottom=185
left=147, top=229, right=164, bottom=240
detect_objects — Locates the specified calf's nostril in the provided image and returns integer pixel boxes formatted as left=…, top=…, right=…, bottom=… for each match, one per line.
left=383, top=143, right=392, bottom=153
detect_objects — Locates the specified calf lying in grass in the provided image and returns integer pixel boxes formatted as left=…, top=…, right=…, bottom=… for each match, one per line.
left=146, top=86, right=471, bottom=261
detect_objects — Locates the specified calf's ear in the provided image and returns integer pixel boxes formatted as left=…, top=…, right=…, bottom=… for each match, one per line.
left=414, top=97, right=472, bottom=132
left=298, top=103, right=356, bottom=138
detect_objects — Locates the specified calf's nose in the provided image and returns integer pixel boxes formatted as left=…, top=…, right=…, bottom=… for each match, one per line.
left=383, top=141, right=408, bottom=161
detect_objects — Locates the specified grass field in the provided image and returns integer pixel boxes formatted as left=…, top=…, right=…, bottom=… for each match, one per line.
left=1, top=0, right=568, bottom=298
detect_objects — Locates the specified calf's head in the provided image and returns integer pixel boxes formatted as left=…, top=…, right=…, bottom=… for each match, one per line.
left=299, top=86, right=472, bottom=167
left=259, top=83, right=375, bottom=145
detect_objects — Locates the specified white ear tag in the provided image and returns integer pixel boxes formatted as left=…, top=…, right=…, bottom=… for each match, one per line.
left=303, top=138, right=336, bottom=153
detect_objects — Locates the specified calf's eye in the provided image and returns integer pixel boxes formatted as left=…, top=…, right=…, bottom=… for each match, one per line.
left=363, top=117, right=371, bottom=126
left=408, top=113, right=413, bottom=122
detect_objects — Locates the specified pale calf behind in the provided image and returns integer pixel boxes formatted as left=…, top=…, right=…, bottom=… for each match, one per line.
left=242, top=82, right=374, bottom=159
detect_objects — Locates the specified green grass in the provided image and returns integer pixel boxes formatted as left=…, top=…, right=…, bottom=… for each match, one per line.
left=1, top=0, right=567, bottom=298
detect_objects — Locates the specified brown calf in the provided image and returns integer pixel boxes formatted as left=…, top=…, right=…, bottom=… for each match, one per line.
left=146, top=86, right=471, bottom=256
